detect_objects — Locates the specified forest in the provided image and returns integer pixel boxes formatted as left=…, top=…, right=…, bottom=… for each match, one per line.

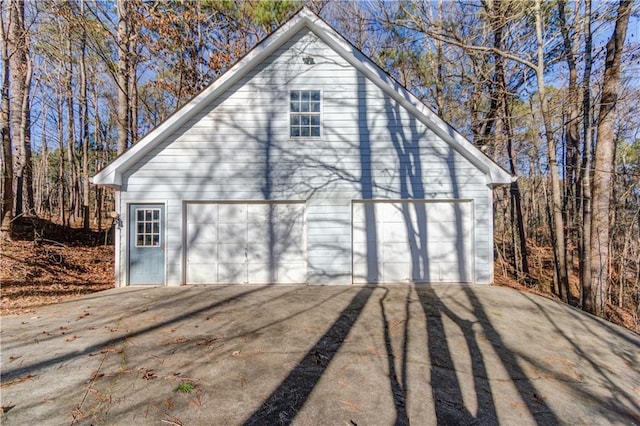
left=1, top=0, right=638, bottom=329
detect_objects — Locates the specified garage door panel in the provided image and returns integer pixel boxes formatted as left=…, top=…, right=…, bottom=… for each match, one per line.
left=427, top=222, right=459, bottom=241
left=187, top=243, right=218, bottom=263
left=438, top=262, right=472, bottom=281
left=275, top=203, right=305, bottom=220
left=381, top=203, right=407, bottom=222
left=382, top=242, right=413, bottom=263
left=428, top=246, right=464, bottom=263
left=382, top=222, right=408, bottom=242
left=352, top=203, right=363, bottom=223
left=247, top=225, right=269, bottom=241
left=352, top=201, right=473, bottom=283
left=187, top=223, right=218, bottom=243
left=188, top=264, right=218, bottom=284
left=218, top=204, right=248, bottom=223
left=218, top=243, right=247, bottom=263
left=353, top=261, right=372, bottom=284
left=247, top=263, right=273, bottom=283
left=353, top=241, right=373, bottom=260
left=272, top=248, right=304, bottom=263
left=187, top=203, right=217, bottom=224
left=352, top=223, right=368, bottom=243
left=382, top=262, right=412, bottom=282
left=218, top=263, right=247, bottom=283
left=218, top=224, right=248, bottom=242
left=186, top=202, right=305, bottom=284
left=247, top=242, right=269, bottom=261
left=277, top=264, right=306, bottom=283
left=247, top=204, right=269, bottom=222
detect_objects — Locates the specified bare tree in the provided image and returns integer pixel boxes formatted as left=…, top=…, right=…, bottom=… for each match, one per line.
left=0, top=0, right=12, bottom=237
left=589, top=0, right=632, bottom=315
left=534, top=0, right=569, bottom=301
left=581, top=0, right=594, bottom=311
left=116, top=0, right=130, bottom=155
left=8, top=0, right=33, bottom=218
left=79, top=0, right=89, bottom=229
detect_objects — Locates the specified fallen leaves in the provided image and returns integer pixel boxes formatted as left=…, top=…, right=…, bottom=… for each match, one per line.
left=1, top=239, right=113, bottom=316
left=142, top=369, right=158, bottom=380
left=1, top=405, right=15, bottom=414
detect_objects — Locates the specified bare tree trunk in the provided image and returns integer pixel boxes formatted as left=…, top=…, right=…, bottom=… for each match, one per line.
left=534, top=0, right=569, bottom=301
left=0, top=0, right=12, bottom=238
left=581, top=0, right=594, bottom=312
left=128, top=30, right=138, bottom=145
left=116, top=0, right=130, bottom=155
left=80, top=0, right=90, bottom=230
left=492, top=0, right=529, bottom=278
left=20, top=35, right=32, bottom=214
left=56, top=97, right=65, bottom=225
left=8, top=0, right=32, bottom=218
left=557, top=0, right=580, bottom=277
left=65, top=29, right=76, bottom=225
left=38, top=100, right=48, bottom=217
left=590, top=0, right=632, bottom=316
left=505, top=102, right=529, bottom=279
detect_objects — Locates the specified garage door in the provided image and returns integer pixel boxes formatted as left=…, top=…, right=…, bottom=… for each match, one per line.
left=352, top=201, right=473, bottom=283
left=186, top=202, right=306, bottom=284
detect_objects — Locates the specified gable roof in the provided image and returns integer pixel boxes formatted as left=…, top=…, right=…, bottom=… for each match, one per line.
left=92, top=7, right=513, bottom=188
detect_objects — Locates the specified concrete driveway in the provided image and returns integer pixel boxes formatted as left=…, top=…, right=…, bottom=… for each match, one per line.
left=1, top=285, right=638, bottom=425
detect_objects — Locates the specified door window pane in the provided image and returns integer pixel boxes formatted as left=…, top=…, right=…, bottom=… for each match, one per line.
left=135, top=208, right=162, bottom=247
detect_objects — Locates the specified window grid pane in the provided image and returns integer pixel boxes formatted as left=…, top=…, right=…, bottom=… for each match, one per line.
left=290, top=90, right=321, bottom=138
left=135, top=208, right=161, bottom=247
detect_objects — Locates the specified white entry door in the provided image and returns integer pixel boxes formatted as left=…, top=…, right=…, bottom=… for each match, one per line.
left=186, top=202, right=306, bottom=284
left=352, top=201, right=473, bottom=283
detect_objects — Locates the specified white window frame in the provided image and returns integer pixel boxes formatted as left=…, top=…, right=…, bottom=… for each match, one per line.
left=289, top=89, right=322, bottom=138
left=134, top=208, right=162, bottom=248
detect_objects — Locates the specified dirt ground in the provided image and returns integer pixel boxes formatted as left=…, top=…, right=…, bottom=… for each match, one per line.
left=0, top=217, right=113, bottom=316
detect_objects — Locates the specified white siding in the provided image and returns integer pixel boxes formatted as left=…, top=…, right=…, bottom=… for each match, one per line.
left=119, top=29, right=494, bottom=285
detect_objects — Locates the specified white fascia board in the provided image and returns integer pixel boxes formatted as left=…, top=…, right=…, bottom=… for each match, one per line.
left=92, top=12, right=310, bottom=187
left=305, top=13, right=514, bottom=186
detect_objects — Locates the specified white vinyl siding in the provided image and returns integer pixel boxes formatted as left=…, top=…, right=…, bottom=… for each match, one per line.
left=119, top=28, right=495, bottom=285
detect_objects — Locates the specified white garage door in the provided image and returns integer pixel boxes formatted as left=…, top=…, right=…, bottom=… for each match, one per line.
left=352, top=201, right=473, bottom=283
left=186, top=202, right=306, bottom=284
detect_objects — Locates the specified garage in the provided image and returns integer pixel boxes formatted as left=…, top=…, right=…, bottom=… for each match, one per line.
left=352, top=201, right=473, bottom=283
left=186, top=202, right=306, bottom=284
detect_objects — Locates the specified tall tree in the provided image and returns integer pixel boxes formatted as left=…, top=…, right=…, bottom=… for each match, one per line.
left=589, top=0, right=632, bottom=315
left=0, top=0, right=12, bottom=237
left=116, top=0, right=131, bottom=155
left=8, top=0, right=33, bottom=218
left=79, top=0, right=90, bottom=229
left=580, top=0, right=594, bottom=310
left=534, top=0, right=569, bottom=301
left=557, top=0, right=581, bottom=272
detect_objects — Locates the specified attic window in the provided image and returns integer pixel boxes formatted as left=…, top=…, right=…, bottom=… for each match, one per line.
left=290, top=90, right=321, bottom=137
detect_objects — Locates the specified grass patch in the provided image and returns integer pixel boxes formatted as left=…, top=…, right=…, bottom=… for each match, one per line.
left=174, top=381, right=195, bottom=393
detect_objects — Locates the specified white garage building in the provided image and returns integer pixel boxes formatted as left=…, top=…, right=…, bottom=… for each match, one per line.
left=92, top=8, right=513, bottom=287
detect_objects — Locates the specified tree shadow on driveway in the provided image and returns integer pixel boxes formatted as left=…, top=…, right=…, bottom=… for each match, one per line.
left=415, top=285, right=558, bottom=425
left=244, top=286, right=375, bottom=425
